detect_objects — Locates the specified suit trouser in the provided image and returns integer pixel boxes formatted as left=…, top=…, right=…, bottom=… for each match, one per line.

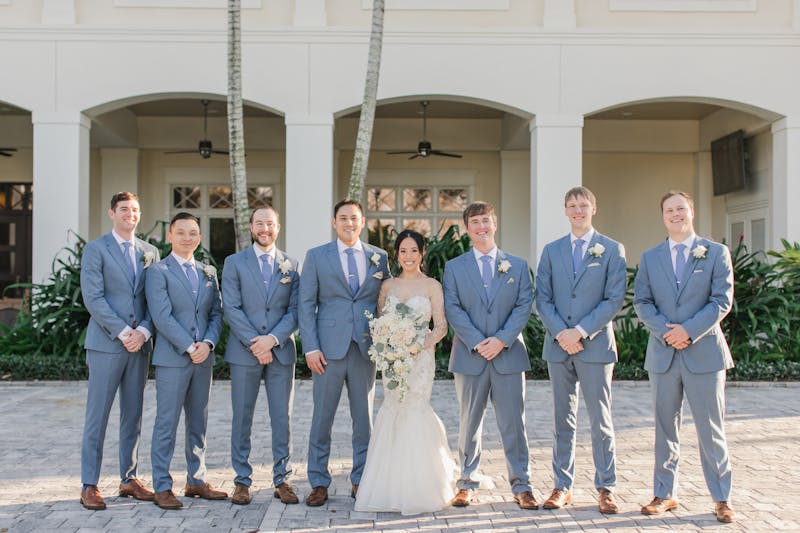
left=454, top=365, right=531, bottom=495
left=649, top=352, right=732, bottom=502
left=151, top=363, right=213, bottom=493
left=307, top=341, right=376, bottom=488
left=229, top=360, right=295, bottom=487
left=548, top=358, right=617, bottom=492
left=81, top=349, right=149, bottom=486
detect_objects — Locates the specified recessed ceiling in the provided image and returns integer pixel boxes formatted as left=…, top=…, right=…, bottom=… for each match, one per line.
left=343, top=100, right=506, bottom=119
left=127, top=99, right=278, bottom=118
left=587, top=102, right=723, bottom=120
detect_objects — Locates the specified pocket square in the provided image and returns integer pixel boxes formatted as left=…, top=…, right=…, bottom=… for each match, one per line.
left=587, top=262, right=600, bottom=268
left=693, top=269, right=703, bottom=273
left=506, top=277, right=515, bottom=285
left=372, top=272, right=384, bottom=280
left=280, top=276, right=292, bottom=284
left=205, top=281, right=213, bottom=287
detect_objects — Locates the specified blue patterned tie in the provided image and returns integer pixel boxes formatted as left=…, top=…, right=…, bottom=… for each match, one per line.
left=480, top=255, right=493, bottom=299
left=260, top=254, right=273, bottom=296
left=572, top=238, right=585, bottom=276
left=345, top=248, right=360, bottom=296
left=183, top=262, right=199, bottom=300
left=674, top=243, right=686, bottom=288
left=121, top=241, right=136, bottom=284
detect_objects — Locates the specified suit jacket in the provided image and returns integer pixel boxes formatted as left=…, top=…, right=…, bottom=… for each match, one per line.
left=443, top=249, right=533, bottom=375
left=145, top=255, right=223, bottom=368
left=222, top=246, right=299, bottom=366
left=633, top=237, right=734, bottom=374
left=81, top=232, right=160, bottom=355
left=298, top=240, right=390, bottom=360
left=535, top=232, right=627, bottom=363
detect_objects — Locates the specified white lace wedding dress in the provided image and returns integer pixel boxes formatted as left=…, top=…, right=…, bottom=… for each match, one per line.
left=355, top=283, right=456, bottom=515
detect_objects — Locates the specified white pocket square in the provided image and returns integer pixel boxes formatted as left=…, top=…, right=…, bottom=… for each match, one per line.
left=372, top=272, right=384, bottom=280
left=693, top=269, right=703, bottom=273
left=587, top=262, right=600, bottom=268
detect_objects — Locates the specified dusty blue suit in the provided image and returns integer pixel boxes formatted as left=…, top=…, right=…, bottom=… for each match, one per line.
left=80, top=232, right=159, bottom=486
left=443, top=249, right=533, bottom=495
left=535, top=232, right=626, bottom=493
left=634, top=237, right=734, bottom=502
left=223, top=246, right=299, bottom=488
left=298, top=240, right=389, bottom=488
left=146, top=255, right=223, bottom=493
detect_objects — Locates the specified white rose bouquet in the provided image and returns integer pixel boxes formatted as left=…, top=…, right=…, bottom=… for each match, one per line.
left=364, top=296, right=428, bottom=401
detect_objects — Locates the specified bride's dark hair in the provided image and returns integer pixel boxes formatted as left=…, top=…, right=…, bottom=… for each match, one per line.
left=394, top=229, right=427, bottom=273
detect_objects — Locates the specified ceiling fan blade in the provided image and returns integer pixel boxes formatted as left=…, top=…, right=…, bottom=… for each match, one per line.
left=0, top=152, right=12, bottom=157
left=408, top=154, right=419, bottom=160
left=211, top=150, right=230, bottom=155
left=387, top=151, right=417, bottom=155
left=431, top=150, right=463, bottom=159
left=164, top=150, right=198, bottom=154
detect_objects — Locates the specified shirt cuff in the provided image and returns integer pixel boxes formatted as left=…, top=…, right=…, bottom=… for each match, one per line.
left=268, top=334, right=280, bottom=347
left=575, top=325, right=589, bottom=339
left=202, top=339, right=215, bottom=351
left=135, top=326, right=152, bottom=342
left=305, top=349, right=321, bottom=357
left=117, top=325, right=132, bottom=341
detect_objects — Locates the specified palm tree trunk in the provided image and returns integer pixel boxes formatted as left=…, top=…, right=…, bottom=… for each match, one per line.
left=347, top=0, right=386, bottom=202
left=227, top=0, right=251, bottom=251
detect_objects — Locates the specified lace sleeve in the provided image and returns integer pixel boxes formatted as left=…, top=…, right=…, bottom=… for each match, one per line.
left=426, top=280, right=448, bottom=349
left=377, top=280, right=391, bottom=317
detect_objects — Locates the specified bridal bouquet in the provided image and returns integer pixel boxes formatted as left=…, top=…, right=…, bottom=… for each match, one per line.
left=364, top=296, right=428, bottom=401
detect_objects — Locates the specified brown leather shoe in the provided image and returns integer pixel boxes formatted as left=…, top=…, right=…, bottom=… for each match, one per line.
left=80, top=485, right=106, bottom=510
left=715, top=501, right=735, bottom=523
left=184, top=482, right=228, bottom=500
left=543, top=488, right=572, bottom=509
left=641, top=496, right=678, bottom=515
left=513, top=491, right=539, bottom=510
left=598, top=488, right=619, bottom=514
left=350, top=484, right=359, bottom=499
left=305, top=486, right=328, bottom=507
left=451, top=489, right=475, bottom=507
left=232, top=483, right=251, bottom=505
left=273, top=483, right=299, bottom=504
left=119, top=478, right=155, bottom=501
left=154, top=489, right=183, bottom=510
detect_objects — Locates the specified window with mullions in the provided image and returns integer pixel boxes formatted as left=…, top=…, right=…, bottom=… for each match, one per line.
left=366, top=186, right=469, bottom=249
left=170, top=184, right=274, bottom=262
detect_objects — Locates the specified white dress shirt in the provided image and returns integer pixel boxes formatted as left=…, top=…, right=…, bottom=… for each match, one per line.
left=337, top=239, right=366, bottom=287
left=472, top=246, right=498, bottom=280
left=668, top=234, right=696, bottom=273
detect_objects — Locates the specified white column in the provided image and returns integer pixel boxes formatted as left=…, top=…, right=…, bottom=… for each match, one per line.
left=285, top=114, right=334, bottom=263
left=529, top=114, right=584, bottom=267
left=694, top=150, right=713, bottom=238
left=771, top=117, right=800, bottom=248
left=32, top=111, right=90, bottom=283
left=293, top=0, right=327, bottom=26
left=499, top=150, right=531, bottom=259
left=543, top=0, right=576, bottom=28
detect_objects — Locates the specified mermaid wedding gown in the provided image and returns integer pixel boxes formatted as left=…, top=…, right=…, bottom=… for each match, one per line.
left=355, top=287, right=456, bottom=515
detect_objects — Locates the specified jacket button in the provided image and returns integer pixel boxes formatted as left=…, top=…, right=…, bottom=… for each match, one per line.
left=571, top=294, right=576, bottom=299
left=567, top=316, right=571, bottom=320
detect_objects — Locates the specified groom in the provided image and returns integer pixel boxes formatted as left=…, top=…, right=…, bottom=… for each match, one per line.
left=443, top=201, right=537, bottom=509
left=299, top=199, right=390, bottom=506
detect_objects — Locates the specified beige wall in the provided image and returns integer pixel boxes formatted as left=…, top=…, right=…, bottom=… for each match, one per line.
left=0, top=149, right=32, bottom=184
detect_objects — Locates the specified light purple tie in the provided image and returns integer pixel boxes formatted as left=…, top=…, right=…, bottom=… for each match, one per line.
left=572, top=238, right=585, bottom=276
left=260, top=254, right=273, bottom=296
left=674, top=243, right=686, bottom=288
left=480, top=255, right=493, bottom=299
left=121, top=241, right=136, bottom=284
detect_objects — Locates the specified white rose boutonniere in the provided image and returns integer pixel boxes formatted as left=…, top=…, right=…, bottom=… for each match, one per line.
left=370, top=253, right=381, bottom=267
left=142, top=251, right=155, bottom=269
left=203, top=264, right=217, bottom=279
left=692, top=245, right=708, bottom=259
left=278, top=258, right=293, bottom=275
left=497, top=260, right=511, bottom=274
left=588, top=243, right=605, bottom=258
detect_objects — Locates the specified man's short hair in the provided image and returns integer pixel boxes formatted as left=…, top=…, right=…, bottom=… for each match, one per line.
left=110, top=191, right=139, bottom=210
left=250, top=205, right=280, bottom=224
left=334, top=199, right=364, bottom=218
left=462, top=201, right=496, bottom=226
left=564, top=186, right=596, bottom=207
left=660, top=190, right=694, bottom=211
left=170, top=212, right=200, bottom=228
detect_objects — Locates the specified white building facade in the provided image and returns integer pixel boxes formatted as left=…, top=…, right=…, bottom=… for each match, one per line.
left=1, top=0, right=799, bottom=284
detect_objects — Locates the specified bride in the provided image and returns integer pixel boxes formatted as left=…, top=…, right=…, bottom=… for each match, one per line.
left=354, top=229, right=456, bottom=515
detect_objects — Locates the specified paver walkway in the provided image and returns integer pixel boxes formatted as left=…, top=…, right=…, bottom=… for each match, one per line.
left=0, top=380, right=798, bottom=532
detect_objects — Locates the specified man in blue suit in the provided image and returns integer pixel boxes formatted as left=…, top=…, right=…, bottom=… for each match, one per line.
left=222, top=206, right=300, bottom=505
left=80, top=191, right=160, bottom=510
left=146, top=212, right=225, bottom=510
left=299, top=199, right=390, bottom=506
left=634, top=191, right=735, bottom=524
left=443, top=201, right=537, bottom=510
left=535, top=187, right=626, bottom=514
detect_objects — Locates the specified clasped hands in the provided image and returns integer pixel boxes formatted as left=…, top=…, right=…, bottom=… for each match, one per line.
left=121, top=329, right=146, bottom=353
left=556, top=328, right=584, bottom=355
left=663, top=323, right=691, bottom=350
left=249, top=335, right=276, bottom=365
left=476, top=336, right=505, bottom=360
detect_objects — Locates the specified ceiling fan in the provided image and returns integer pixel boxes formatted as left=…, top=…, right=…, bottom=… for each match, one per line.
left=165, top=99, right=229, bottom=159
left=388, top=101, right=463, bottom=159
left=0, top=147, right=16, bottom=157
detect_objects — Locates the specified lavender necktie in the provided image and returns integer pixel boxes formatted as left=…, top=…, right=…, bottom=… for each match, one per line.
left=674, top=243, right=686, bottom=288
left=480, top=255, right=493, bottom=299
left=346, top=248, right=360, bottom=296
left=183, top=262, right=199, bottom=299
left=260, top=254, right=273, bottom=296
left=121, top=241, right=136, bottom=284
left=572, top=238, right=585, bottom=276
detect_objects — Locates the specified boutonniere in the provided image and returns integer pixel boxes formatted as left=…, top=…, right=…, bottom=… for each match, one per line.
left=203, top=265, right=217, bottom=279
left=280, top=276, right=292, bottom=284
left=142, top=251, right=155, bottom=269
left=497, top=260, right=511, bottom=274
left=588, top=243, right=605, bottom=258
left=278, top=258, right=293, bottom=275
left=692, top=245, right=708, bottom=259
left=370, top=253, right=381, bottom=267
left=372, top=272, right=384, bottom=280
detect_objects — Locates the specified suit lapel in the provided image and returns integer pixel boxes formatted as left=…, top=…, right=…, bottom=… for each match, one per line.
left=354, top=242, right=377, bottom=298
left=572, top=233, right=599, bottom=288
left=487, top=250, right=506, bottom=305
left=656, top=241, right=678, bottom=297
left=325, top=241, right=351, bottom=295
left=465, top=250, right=489, bottom=306
left=245, top=247, right=267, bottom=300
left=105, top=233, right=134, bottom=289
left=676, top=237, right=700, bottom=299
left=167, top=255, right=196, bottom=301
left=133, top=239, right=147, bottom=291
left=266, top=249, right=284, bottom=302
